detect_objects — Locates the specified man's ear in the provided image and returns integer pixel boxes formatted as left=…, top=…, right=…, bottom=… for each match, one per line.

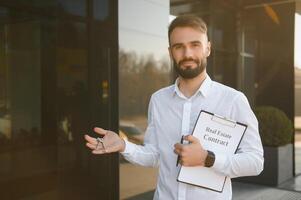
left=206, top=41, right=211, bottom=57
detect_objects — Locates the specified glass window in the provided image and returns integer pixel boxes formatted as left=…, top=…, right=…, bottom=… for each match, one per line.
left=58, top=0, right=86, bottom=17
left=93, top=0, right=109, bottom=20
left=0, top=8, right=57, bottom=199
left=0, top=1, right=119, bottom=199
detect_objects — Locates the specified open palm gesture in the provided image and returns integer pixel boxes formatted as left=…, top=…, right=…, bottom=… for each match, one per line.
left=84, top=127, right=125, bottom=154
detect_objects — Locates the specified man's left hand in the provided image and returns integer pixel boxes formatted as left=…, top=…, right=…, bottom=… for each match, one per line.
left=174, top=135, right=208, bottom=167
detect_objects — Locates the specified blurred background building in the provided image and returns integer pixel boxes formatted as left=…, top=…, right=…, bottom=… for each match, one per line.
left=0, top=0, right=300, bottom=199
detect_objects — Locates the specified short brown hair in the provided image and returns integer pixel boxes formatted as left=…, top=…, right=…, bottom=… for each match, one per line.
left=168, top=15, right=208, bottom=45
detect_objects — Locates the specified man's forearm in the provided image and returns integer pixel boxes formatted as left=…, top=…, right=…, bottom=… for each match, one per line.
left=121, top=140, right=160, bottom=167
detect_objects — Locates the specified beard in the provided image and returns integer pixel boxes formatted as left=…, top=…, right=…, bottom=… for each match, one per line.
left=173, top=57, right=207, bottom=79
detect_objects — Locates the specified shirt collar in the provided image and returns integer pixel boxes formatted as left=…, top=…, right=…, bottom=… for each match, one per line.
left=173, top=74, right=212, bottom=99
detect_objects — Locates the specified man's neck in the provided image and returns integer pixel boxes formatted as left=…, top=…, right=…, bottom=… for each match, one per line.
left=178, top=71, right=207, bottom=98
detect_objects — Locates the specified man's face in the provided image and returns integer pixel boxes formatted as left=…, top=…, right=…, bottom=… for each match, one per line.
left=169, top=27, right=211, bottom=79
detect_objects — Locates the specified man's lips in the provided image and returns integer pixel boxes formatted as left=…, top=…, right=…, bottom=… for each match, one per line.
left=182, top=61, right=196, bottom=65
left=180, top=61, right=197, bottom=67
left=179, top=59, right=198, bottom=65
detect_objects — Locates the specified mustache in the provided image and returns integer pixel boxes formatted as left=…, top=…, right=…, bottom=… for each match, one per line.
left=178, top=58, right=200, bottom=66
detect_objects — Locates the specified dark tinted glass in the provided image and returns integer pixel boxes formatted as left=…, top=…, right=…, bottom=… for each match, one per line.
left=0, top=7, right=58, bottom=200
left=0, top=1, right=119, bottom=199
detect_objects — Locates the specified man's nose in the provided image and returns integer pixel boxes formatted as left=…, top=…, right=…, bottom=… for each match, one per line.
left=183, top=47, right=193, bottom=58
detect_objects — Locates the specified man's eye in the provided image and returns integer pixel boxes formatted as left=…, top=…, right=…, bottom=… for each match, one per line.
left=174, top=45, right=182, bottom=50
left=192, top=43, right=201, bottom=47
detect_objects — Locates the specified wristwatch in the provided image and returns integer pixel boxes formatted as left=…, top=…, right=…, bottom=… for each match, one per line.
left=205, top=150, right=215, bottom=167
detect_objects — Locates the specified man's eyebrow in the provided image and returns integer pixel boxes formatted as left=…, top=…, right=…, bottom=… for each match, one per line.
left=171, top=43, right=183, bottom=48
left=171, top=41, right=202, bottom=48
left=190, top=40, right=202, bottom=44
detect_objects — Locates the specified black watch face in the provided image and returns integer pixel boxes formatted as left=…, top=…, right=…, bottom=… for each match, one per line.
left=205, top=151, right=215, bottom=167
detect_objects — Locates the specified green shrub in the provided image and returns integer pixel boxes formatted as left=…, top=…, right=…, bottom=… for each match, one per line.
left=255, top=106, right=293, bottom=147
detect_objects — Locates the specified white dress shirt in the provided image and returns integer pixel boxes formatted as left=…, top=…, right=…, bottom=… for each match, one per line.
left=122, top=75, right=264, bottom=200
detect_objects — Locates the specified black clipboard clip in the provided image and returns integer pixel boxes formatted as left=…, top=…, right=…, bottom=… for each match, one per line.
left=211, top=113, right=236, bottom=128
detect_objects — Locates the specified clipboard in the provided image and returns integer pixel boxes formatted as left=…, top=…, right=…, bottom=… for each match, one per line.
left=177, top=110, right=247, bottom=193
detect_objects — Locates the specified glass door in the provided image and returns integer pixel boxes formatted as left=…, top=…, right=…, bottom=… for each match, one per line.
left=0, top=6, right=58, bottom=200
left=0, top=1, right=119, bottom=199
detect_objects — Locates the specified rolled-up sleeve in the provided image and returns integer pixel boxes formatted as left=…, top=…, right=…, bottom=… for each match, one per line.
left=212, top=92, right=264, bottom=178
left=121, top=95, right=159, bottom=168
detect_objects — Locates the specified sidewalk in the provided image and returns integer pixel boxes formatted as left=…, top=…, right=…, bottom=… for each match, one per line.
left=121, top=161, right=301, bottom=200
left=232, top=182, right=301, bottom=200
left=126, top=182, right=301, bottom=200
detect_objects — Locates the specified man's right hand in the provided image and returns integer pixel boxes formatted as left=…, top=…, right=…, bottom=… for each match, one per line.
left=84, top=127, right=125, bottom=154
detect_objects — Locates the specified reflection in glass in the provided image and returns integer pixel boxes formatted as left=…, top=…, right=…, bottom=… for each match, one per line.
left=0, top=8, right=57, bottom=200
left=93, top=0, right=109, bottom=20
left=56, top=20, right=88, bottom=166
left=58, top=0, right=86, bottom=17
left=56, top=19, right=94, bottom=200
left=0, top=1, right=118, bottom=199
left=241, top=1, right=295, bottom=178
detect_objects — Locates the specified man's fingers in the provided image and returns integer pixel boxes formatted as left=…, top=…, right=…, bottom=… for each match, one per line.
left=184, top=135, right=199, bottom=143
left=86, top=141, right=108, bottom=154
left=174, top=143, right=183, bottom=150
left=174, top=148, right=181, bottom=155
left=180, top=159, right=185, bottom=166
left=86, top=142, right=96, bottom=150
left=85, top=129, right=122, bottom=154
left=174, top=143, right=184, bottom=156
left=94, top=127, right=108, bottom=136
left=84, top=134, right=97, bottom=145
